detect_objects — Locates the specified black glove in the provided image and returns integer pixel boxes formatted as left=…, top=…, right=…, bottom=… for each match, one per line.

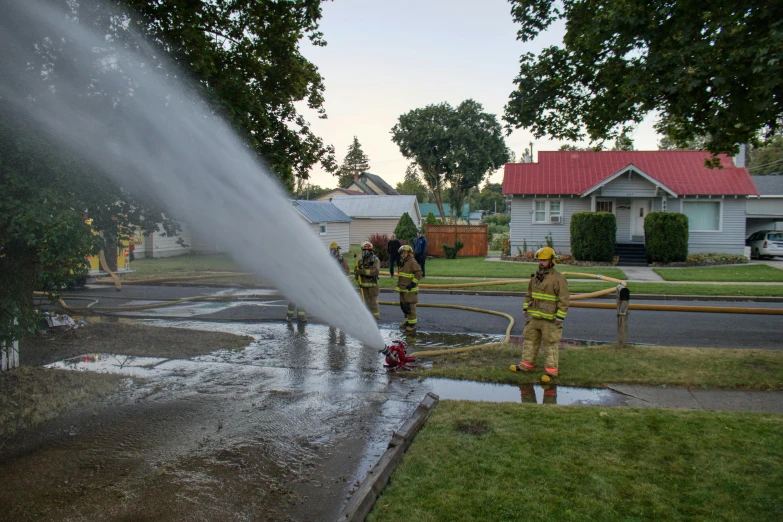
left=406, top=282, right=417, bottom=290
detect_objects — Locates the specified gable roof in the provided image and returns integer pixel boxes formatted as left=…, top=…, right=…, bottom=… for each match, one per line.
left=292, top=200, right=352, bottom=223
left=343, top=172, right=400, bottom=195
left=503, top=151, right=758, bottom=196
left=331, top=195, right=420, bottom=220
left=751, top=175, right=783, bottom=196
left=360, top=172, right=399, bottom=195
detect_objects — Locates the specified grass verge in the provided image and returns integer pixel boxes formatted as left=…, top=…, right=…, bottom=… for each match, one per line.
left=0, top=367, right=126, bottom=442
left=413, top=343, right=783, bottom=390
left=368, top=401, right=783, bottom=521
left=654, top=264, right=783, bottom=282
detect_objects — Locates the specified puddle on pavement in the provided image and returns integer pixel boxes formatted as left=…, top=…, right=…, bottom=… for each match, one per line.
left=422, top=378, right=624, bottom=406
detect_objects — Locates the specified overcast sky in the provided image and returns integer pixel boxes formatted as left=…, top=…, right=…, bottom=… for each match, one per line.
left=299, top=0, right=663, bottom=190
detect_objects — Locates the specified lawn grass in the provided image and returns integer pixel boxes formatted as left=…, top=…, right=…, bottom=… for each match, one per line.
left=126, top=253, right=243, bottom=279
left=413, top=343, right=783, bottom=390
left=654, top=264, right=783, bottom=282
left=425, top=256, right=628, bottom=280
left=368, top=401, right=783, bottom=521
left=372, top=278, right=783, bottom=296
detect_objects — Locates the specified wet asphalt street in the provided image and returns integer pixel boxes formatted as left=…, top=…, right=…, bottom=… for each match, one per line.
left=58, top=285, right=783, bottom=350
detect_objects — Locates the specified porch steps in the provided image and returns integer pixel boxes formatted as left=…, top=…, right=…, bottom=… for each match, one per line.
left=615, top=243, right=648, bottom=267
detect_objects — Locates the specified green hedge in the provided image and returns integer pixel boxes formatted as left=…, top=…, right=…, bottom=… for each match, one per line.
left=645, top=212, right=688, bottom=263
left=570, top=212, right=616, bottom=262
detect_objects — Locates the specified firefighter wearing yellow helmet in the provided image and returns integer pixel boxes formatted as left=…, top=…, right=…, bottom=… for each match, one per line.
left=330, top=241, right=350, bottom=275
left=396, top=244, right=423, bottom=334
left=510, top=246, right=569, bottom=380
left=355, top=241, right=381, bottom=320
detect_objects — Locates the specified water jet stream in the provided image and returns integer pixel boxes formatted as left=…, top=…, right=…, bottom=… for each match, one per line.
left=0, top=0, right=384, bottom=349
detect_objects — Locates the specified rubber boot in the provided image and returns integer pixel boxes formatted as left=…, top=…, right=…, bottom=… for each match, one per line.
left=398, top=322, right=407, bottom=329
left=509, top=365, right=533, bottom=373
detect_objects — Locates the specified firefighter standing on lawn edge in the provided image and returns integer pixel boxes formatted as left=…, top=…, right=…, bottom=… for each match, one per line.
left=355, top=241, right=381, bottom=321
left=396, top=244, right=422, bottom=334
left=511, top=246, right=569, bottom=380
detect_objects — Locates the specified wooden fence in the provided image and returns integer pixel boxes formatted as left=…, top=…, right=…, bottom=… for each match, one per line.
left=425, top=224, right=488, bottom=257
left=1, top=338, right=19, bottom=371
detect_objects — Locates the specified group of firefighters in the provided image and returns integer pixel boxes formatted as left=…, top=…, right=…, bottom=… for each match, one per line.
left=288, top=237, right=568, bottom=382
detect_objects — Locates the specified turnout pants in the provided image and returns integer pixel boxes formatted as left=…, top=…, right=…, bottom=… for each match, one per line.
left=286, top=302, right=306, bottom=320
left=520, top=317, right=562, bottom=375
left=399, top=292, right=418, bottom=329
left=364, top=287, right=380, bottom=319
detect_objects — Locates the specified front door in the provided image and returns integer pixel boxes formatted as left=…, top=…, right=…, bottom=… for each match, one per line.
left=631, top=199, right=651, bottom=239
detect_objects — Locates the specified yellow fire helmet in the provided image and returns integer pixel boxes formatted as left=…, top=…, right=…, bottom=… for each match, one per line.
left=329, top=241, right=340, bottom=250
left=398, top=244, right=413, bottom=254
left=361, top=241, right=373, bottom=250
left=536, top=246, right=556, bottom=264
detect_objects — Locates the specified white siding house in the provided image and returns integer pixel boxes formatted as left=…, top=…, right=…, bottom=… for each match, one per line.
left=504, top=151, right=759, bottom=260
left=330, top=195, right=421, bottom=245
left=291, top=200, right=352, bottom=250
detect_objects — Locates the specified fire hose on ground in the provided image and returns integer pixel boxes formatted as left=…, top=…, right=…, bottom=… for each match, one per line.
left=42, top=270, right=783, bottom=359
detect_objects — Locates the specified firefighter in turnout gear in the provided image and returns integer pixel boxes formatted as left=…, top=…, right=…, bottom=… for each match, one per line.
left=330, top=241, right=350, bottom=275
left=396, top=244, right=422, bottom=334
left=510, top=247, right=569, bottom=380
left=355, top=241, right=381, bottom=320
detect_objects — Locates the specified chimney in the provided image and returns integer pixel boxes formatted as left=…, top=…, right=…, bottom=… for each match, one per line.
left=733, top=144, right=747, bottom=168
left=353, top=173, right=359, bottom=181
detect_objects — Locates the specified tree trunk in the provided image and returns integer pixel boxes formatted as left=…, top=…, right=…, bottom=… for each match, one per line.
left=104, top=235, right=118, bottom=272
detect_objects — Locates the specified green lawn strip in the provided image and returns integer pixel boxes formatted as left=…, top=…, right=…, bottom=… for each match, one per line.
left=654, top=264, right=783, bottom=282
left=126, top=253, right=243, bottom=280
left=424, top=257, right=627, bottom=280
left=413, top=343, right=783, bottom=390
left=368, top=402, right=783, bottom=522
left=375, top=278, right=783, bottom=296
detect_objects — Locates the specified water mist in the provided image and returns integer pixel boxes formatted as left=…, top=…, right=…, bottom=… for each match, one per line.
left=0, top=0, right=385, bottom=349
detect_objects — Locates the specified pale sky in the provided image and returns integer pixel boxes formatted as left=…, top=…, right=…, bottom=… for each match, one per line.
left=300, top=0, right=663, bottom=190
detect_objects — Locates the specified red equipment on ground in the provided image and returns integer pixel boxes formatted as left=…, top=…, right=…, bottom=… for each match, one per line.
left=381, top=340, right=416, bottom=370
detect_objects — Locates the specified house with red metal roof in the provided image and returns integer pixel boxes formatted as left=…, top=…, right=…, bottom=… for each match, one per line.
left=502, top=151, right=758, bottom=264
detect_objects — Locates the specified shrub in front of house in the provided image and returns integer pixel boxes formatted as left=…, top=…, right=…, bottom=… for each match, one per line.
left=442, top=238, right=464, bottom=259
left=368, top=233, right=390, bottom=266
left=394, top=212, right=418, bottom=243
left=570, top=212, right=616, bottom=262
left=491, top=232, right=509, bottom=251
left=645, top=212, right=688, bottom=263
left=425, top=212, right=442, bottom=225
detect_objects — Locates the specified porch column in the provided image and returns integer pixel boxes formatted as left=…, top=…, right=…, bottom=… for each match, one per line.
left=590, top=195, right=596, bottom=212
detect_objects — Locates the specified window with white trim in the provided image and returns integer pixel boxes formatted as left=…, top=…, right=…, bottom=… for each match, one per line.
left=533, top=200, right=562, bottom=224
left=319, top=223, right=328, bottom=235
left=682, top=201, right=721, bottom=231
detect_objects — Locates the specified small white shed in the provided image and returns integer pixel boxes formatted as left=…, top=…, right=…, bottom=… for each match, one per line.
left=292, top=200, right=353, bottom=250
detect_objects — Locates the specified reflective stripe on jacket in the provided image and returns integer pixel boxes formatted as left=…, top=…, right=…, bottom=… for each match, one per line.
left=523, top=268, right=569, bottom=321
left=396, top=256, right=422, bottom=293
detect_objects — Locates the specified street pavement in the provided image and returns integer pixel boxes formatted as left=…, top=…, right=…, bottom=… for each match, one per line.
left=59, top=284, right=783, bottom=350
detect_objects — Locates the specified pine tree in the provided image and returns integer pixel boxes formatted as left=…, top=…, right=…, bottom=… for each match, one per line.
left=337, top=136, right=371, bottom=187
left=394, top=212, right=418, bottom=244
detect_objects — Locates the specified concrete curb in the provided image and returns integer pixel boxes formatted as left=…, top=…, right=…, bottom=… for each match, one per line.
left=336, top=392, right=439, bottom=522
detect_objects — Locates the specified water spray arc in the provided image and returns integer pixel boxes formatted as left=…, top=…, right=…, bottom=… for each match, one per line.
left=0, top=0, right=384, bottom=349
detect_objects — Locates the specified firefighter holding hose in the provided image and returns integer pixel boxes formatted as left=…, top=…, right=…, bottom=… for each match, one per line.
left=510, top=246, right=569, bottom=381
left=396, top=244, right=422, bottom=334
left=355, top=241, right=381, bottom=321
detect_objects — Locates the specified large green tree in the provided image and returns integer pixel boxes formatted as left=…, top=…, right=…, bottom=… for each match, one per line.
left=748, top=132, right=783, bottom=175
left=471, top=182, right=506, bottom=213
left=395, top=163, right=431, bottom=204
left=337, top=137, right=371, bottom=187
left=504, top=1, right=783, bottom=157
left=392, top=101, right=510, bottom=222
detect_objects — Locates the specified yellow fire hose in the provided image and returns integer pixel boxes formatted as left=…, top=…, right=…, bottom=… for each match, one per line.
left=98, top=250, right=122, bottom=291
left=570, top=301, right=783, bottom=315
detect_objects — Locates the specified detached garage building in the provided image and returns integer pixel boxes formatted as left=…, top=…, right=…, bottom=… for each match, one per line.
left=330, top=195, right=421, bottom=245
left=291, top=200, right=352, bottom=250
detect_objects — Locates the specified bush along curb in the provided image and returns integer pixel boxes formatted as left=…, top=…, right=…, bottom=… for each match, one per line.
left=337, top=392, right=439, bottom=522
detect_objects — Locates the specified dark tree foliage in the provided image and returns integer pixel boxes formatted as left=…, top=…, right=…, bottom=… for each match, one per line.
left=337, top=137, right=371, bottom=187
left=394, top=212, right=418, bottom=244
left=570, top=212, right=616, bottom=262
left=645, top=212, right=689, bottom=264
left=505, top=1, right=783, bottom=157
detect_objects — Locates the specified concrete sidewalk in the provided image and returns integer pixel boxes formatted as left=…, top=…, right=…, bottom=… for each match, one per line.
left=608, top=384, right=783, bottom=413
